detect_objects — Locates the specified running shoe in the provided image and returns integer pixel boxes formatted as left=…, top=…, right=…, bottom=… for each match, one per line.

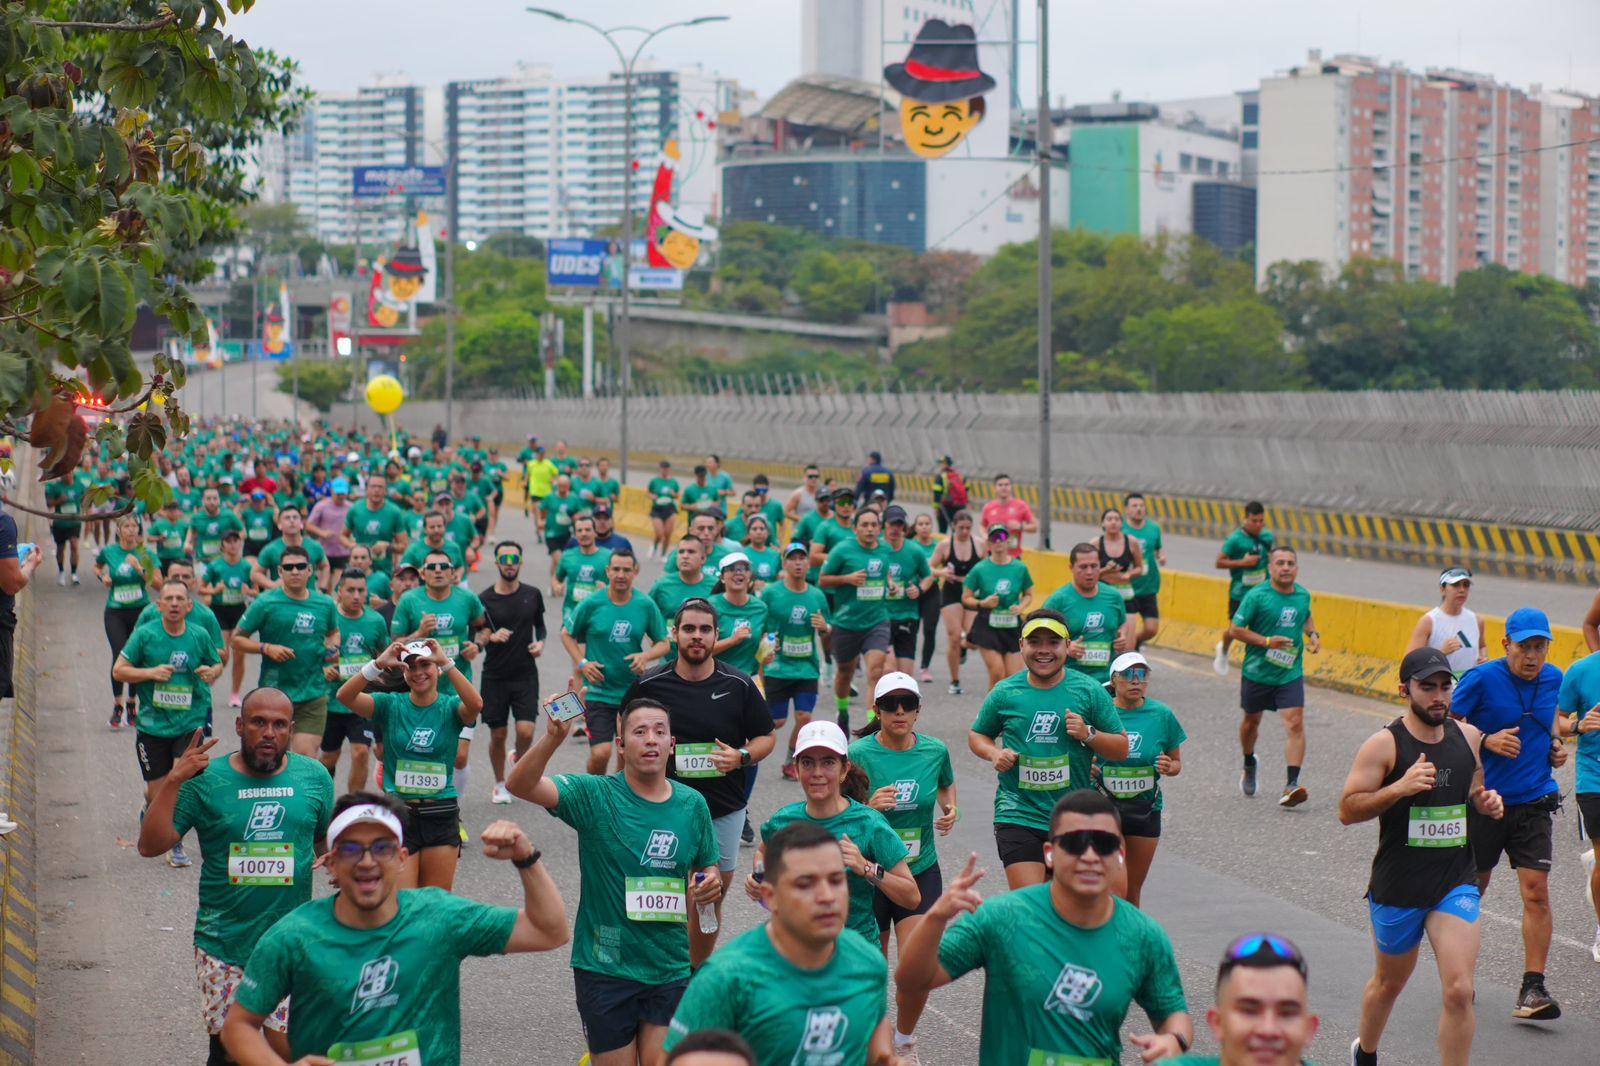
left=894, top=1037, right=919, bottom=1065
left=56, top=571, right=65, bottom=587
left=1213, top=641, right=1229, bottom=676
left=741, top=818, right=755, bottom=847
left=918, top=669, right=933, bottom=683
left=1240, top=761, right=1258, bottom=798
left=125, top=705, right=137, bottom=727
left=71, top=573, right=80, bottom=586
left=1591, top=926, right=1600, bottom=965
left=1349, top=1037, right=1377, bottom=1066
left=947, top=681, right=963, bottom=696
left=1280, top=784, right=1309, bottom=808
left=229, top=693, right=243, bottom=708
left=490, top=783, right=513, bottom=805
left=168, top=843, right=192, bottom=868
left=781, top=760, right=797, bottom=781
left=109, top=706, right=123, bottom=731
left=1513, top=977, right=1560, bottom=1020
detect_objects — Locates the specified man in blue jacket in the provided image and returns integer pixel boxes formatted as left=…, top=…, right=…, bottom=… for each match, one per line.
left=1452, top=606, right=1568, bottom=1022
left=854, top=450, right=896, bottom=506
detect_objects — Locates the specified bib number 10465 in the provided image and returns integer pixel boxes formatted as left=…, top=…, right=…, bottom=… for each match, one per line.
left=1407, top=804, right=1467, bottom=848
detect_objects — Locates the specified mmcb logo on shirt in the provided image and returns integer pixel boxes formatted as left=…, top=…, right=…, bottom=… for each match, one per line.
left=893, top=779, right=920, bottom=809
left=1084, top=612, right=1104, bottom=629
left=435, top=613, right=456, bottom=630
left=292, top=611, right=316, bottom=634
left=610, top=621, right=633, bottom=642
left=1126, top=731, right=1143, bottom=757
left=790, top=606, right=809, bottom=624
left=1277, top=607, right=1298, bottom=627
left=794, top=1005, right=848, bottom=1061
left=1027, top=711, right=1059, bottom=741
left=641, top=829, right=680, bottom=867
left=244, top=801, right=286, bottom=840
left=409, top=727, right=436, bottom=749
left=1044, top=963, right=1103, bottom=1022
left=169, top=651, right=191, bottom=670
left=351, top=955, right=399, bottom=1015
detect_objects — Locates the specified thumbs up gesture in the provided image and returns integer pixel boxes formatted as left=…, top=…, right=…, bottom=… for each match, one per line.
left=1399, top=753, right=1437, bottom=796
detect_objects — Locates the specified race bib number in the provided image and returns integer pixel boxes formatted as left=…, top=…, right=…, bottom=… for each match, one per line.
left=781, top=636, right=815, bottom=658
left=327, top=1031, right=423, bottom=1066
left=219, top=586, right=244, bottom=606
left=59, top=502, right=79, bottom=516
left=989, top=610, right=1018, bottom=629
left=654, top=494, right=674, bottom=507
left=112, top=584, right=143, bottom=605
left=1408, top=804, right=1468, bottom=848
left=1264, top=645, right=1298, bottom=668
left=1025, top=1052, right=1111, bottom=1066
left=572, top=584, right=596, bottom=603
left=151, top=681, right=192, bottom=709
left=436, top=640, right=460, bottom=663
left=200, top=539, right=222, bottom=558
left=1116, top=584, right=1134, bottom=600
left=1080, top=641, right=1111, bottom=667
left=857, top=582, right=885, bottom=601
left=896, top=827, right=922, bottom=859
left=556, top=510, right=572, bottom=526
left=674, top=743, right=724, bottom=779
left=1242, top=569, right=1267, bottom=586
left=1018, top=754, right=1070, bottom=791
left=338, top=655, right=368, bottom=678
left=1101, top=765, right=1156, bottom=797
left=625, top=876, right=688, bottom=923
left=393, top=759, right=449, bottom=796
left=228, top=842, right=295, bottom=886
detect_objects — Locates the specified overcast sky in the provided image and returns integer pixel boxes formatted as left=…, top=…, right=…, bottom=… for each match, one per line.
left=232, top=0, right=1600, bottom=105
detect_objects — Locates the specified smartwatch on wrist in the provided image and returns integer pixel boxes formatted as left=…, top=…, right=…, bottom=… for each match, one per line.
left=739, top=747, right=752, bottom=767
left=1083, top=724, right=1097, bottom=743
left=512, top=849, right=542, bottom=869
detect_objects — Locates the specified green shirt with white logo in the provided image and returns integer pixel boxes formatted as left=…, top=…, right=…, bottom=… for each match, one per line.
left=344, top=500, right=408, bottom=573
left=1041, top=584, right=1127, bottom=684
left=171, top=752, right=334, bottom=966
left=821, top=539, right=891, bottom=632
left=848, top=732, right=954, bottom=876
left=1126, top=519, right=1163, bottom=598
left=370, top=691, right=470, bottom=801
left=235, top=588, right=339, bottom=703
left=119, top=621, right=221, bottom=736
left=148, top=517, right=189, bottom=562
left=971, top=671, right=1124, bottom=831
left=647, top=477, right=681, bottom=509
left=938, top=887, right=1188, bottom=1066
left=390, top=586, right=486, bottom=680
left=680, top=482, right=718, bottom=513
left=556, top=546, right=614, bottom=622
left=664, top=923, right=887, bottom=1065
left=1094, top=698, right=1187, bottom=812
left=97, top=544, right=151, bottom=609
left=204, top=557, right=254, bottom=610
left=187, top=509, right=244, bottom=563
left=255, top=538, right=328, bottom=582
left=1220, top=526, right=1274, bottom=600
left=761, top=799, right=908, bottom=945
left=742, top=546, right=783, bottom=585
left=240, top=505, right=278, bottom=549
left=1232, top=582, right=1313, bottom=686
left=758, top=583, right=831, bottom=681
left=711, top=592, right=769, bottom=675
left=329, top=609, right=391, bottom=703
left=399, top=538, right=466, bottom=573
left=542, top=493, right=585, bottom=540
left=965, top=557, right=1034, bottom=631
left=882, top=540, right=933, bottom=623
left=235, top=888, right=517, bottom=1066
left=567, top=592, right=668, bottom=706
left=46, top=479, right=84, bottom=532
left=549, top=772, right=718, bottom=985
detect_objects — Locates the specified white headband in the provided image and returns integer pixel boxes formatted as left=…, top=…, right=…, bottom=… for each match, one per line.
left=328, top=804, right=404, bottom=845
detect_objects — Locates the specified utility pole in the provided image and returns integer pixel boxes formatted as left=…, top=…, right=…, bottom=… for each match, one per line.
left=249, top=277, right=258, bottom=422
left=1035, top=0, right=1053, bottom=551
left=444, top=150, right=458, bottom=444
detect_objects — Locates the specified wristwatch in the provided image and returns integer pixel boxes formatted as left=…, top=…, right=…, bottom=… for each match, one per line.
left=739, top=747, right=752, bottom=767
left=1083, top=724, right=1098, bottom=743
left=512, top=849, right=542, bottom=869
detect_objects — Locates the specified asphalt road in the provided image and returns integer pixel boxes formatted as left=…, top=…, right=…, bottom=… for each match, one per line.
left=31, top=502, right=1600, bottom=1065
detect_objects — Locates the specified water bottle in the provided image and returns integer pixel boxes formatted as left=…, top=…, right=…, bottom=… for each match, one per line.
left=756, top=631, right=777, bottom=665
left=694, top=872, right=718, bottom=933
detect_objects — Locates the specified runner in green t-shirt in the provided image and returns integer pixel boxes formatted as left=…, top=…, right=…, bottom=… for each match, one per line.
left=232, top=546, right=340, bottom=757
left=963, top=529, right=1035, bottom=690
left=565, top=551, right=670, bottom=775
left=320, top=569, right=391, bottom=793
left=896, top=790, right=1193, bottom=1065
left=705, top=455, right=736, bottom=511
left=98, top=515, right=156, bottom=730
left=754, top=720, right=917, bottom=945
left=795, top=492, right=837, bottom=588
left=710, top=553, right=769, bottom=676
left=201, top=531, right=254, bottom=707
left=1095, top=652, right=1188, bottom=908
left=667, top=820, right=893, bottom=1064
left=398, top=514, right=468, bottom=575
left=1214, top=501, right=1274, bottom=675
left=680, top=466, right=719, bottom=516
left=542, top=477, right=585, bottom=568
left=507, top=700, right=720, bottom=1065
left=592, top=457, right=622, bottom=507
left=136, top=689, right=335, bottom=1058
left=45, top=474, right=86, bottom=584
left=238, top=493, right=278, bottom=557
left=820, top=509, right=892, bottom=732
left=553, top=515, right=613, bottom=629
left=146, top=499, right=190, bottom=566
left=737, top=513, right=782, bottom=585
left=880, top=506, right=935, bottom=677
left=224, top=790, right=568, bottom=1066
left=341, top=475, right=409, bottom=574
left=649, top=538, right=715, bottom=662
left=185, top=488, right=244, bottom=565
left=760, top=544, right=833, bottom=774
left=1227, top=546, right=1318, bottom=807
left=1123, top=491, right=1166, bottom=648
left=647, top=460, right=682, bottom=559
left=968, top=610, right=1127, bottom=889
left=1041, top=542, right=1130, bottom=685
left=337, top=638, right=485, bottom=890
left=251, top=506, right=330, bottom=591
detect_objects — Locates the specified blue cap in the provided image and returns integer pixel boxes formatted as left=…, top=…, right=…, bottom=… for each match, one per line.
left=331, top=477, right=350, bottom=494
left=1505, top=607, right=1552, bottom=643
left=784, top=540, right=809, bottom=557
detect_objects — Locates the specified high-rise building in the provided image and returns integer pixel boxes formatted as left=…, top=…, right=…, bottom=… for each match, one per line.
left=446, top=64, right=561, bottom=242
left=1257, top=51, right=1551, bottom=285
left=290, top=79, right=424, bottom=247
left=1537, top=89, right=1600, bottom=287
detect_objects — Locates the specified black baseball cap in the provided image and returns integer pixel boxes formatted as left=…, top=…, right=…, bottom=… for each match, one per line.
left=1399, top=647, right=1453, bottom=684
left=884, top=504, right=908, bottom=525
left=784, top=540, right=809, bottom=557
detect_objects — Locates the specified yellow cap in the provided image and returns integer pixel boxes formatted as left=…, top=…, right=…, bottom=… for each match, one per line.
left=1021, top=617, right=1069, bottom=640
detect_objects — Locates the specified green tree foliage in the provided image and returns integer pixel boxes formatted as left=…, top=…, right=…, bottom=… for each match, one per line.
left=1119, top=299, right=1301, bottom=391
left=0, top=0, right=301, bottom=512
left=792, top=249, right=877, bottom=323
left=276, top=360, right=350, bottom=413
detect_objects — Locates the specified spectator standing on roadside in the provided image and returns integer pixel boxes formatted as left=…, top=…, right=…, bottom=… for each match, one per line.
left=855, top=451, right=896, bottom=506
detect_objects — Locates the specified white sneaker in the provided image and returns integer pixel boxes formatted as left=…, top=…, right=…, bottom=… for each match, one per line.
left=893, top=1035, right=919, bottom=1065
left=71, top=573, right=79, bottom=586
left=1591, top=925, right=1600, bottom=965
left=56, top=571, right=65, bottom=587
left=491, top=783, right=513, bottom=805
left=1213, top=641, right=1229, bottom=676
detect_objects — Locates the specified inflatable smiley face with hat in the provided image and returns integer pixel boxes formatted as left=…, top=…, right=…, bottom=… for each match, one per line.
left=653, top=201, right=717, bottom=270
left=884, top=19, right=997, bottom=159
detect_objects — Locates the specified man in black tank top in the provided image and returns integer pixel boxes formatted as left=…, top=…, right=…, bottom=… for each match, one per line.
left=1337, top=648, right=1505, bottom=1066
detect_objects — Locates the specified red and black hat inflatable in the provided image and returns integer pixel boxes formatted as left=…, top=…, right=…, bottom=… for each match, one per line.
left=884, top=20, right=996, bottom=104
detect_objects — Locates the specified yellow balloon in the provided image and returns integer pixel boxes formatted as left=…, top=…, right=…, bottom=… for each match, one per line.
left=365, top=374, right=404, bottom=416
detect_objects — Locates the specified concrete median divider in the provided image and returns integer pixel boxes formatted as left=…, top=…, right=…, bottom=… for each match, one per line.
left=604, top=485, right=1588, bottom=704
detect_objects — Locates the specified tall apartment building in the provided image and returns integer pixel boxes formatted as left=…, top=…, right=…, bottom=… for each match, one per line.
left=1258, top=51, right=1552, bottom=285
left=289, top=79, right=424, bottom=247
left=1538, top=90, right=1600, bottom=286
left=445, top=65, right=560, bottom=242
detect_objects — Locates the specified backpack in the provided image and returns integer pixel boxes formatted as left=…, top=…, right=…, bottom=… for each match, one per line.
left=944, top=470, right=968, bottom=507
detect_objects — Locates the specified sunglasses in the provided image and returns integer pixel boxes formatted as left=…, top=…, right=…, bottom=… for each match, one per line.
left=989, top=532, right=1009, bottom=541
left=878, top=694, right=921, bottom=714
left=279, top=562, right=310, bottom=572
left=1118, top=667, right=1149, bottom=682
left=423, top=562, right=453, bottom=572
left=496, top=554, right=522, bottom=566
left=1219, top=933, right=1308, bottom=980
left=331, top=839, right=401, bottom=864
left=1051, top=829, right=1123, bottom=857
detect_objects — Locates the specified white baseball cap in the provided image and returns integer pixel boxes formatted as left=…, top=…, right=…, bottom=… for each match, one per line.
left=873, top=671, right=921, bottom=701
left=718, top=552, right=751, bottom=572
left=328, top=802, right=404, bottom=845
left=793, top=720, right=850, bottom=757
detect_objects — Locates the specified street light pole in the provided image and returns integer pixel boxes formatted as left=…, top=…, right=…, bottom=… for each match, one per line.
left=526, top=8, right=728, bottom=486
left=445, top=149, right=458, bottom=444
left=1035, top=0, right=1053, bottom=551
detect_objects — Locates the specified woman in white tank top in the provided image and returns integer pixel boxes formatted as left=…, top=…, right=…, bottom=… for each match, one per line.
left=1405, top=567, right=1486, bottom=676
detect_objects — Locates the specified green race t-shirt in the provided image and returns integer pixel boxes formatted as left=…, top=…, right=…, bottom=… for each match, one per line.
left=399, top=538, right=466, bottom=573
left=97, top=544, right=151, bottom=609
left=390, top=586, right=486, bottom=679
left=1042, top=584, right=1127, bottom=683
left=567, top=592, right=668, bottom=705
left=188, top=509, right=244, bottom=562
left=370, top=691, right=470, bottom=800
left=664, top=924, right=887, bottom=1065
left=882, top=540, right=933, bottom=623
left=240, top=506, right=278, bottom=548
left=681, top=482, right=719, bottom=514
left=647, top=477, right=681, bottom=509
left=821, top=539, right=891, bottom=632
left=965, top=558, right=1034, bottom=631
left=204, top=557, right=254, bottom=609
left=848, top=732, right=954, bottom=875
left=235, top=588, right=339, bottom=702
left=133, top=602, right=223, bottom=715
left=711, top=592, right=769, bottom=675
left=761, top=799, right=908, bottom=944
left=344, top=500, right=408, bottom=573
left=759, top=583, right=831, bottom=681
left=649, top=571, right=714, bottom=625
left=1094, top=698, right=1187, bottom=811
left=119, top=621, right=220, bottom=736
left=1126, top=519, right=1163, bottom=598
left=147, top=517, right=189, bottom=562
left=972, top=671, right=1124, bottom=831
left=255, top=538, right=329, bottom=582
left=1221, top=526, right=1274, bottom=599
left=171, top=753, right=334, bottom=966
left=235, top=888, right=517, bottom=1066
left=556, top=546, right=614, bottom=619
left=743, top=546, right=783, bottom=585
left=938, top=887, right=1188, bottom=1066
left=1233, top=582, right=1313, bottom=686
left=45, top=479, right=84, bottom=532
left=329, top=608, right=391, bottom=702
left=542, top=493, right=585, bottom=539
left=549, top=773, right=718, bottom=984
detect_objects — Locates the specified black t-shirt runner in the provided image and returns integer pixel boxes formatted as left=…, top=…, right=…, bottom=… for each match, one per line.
left=1368, top=717, right=1478, bottom=908
left=478, top=583, right=548, bottom=681
left=623, top=660, right=773, bottom=819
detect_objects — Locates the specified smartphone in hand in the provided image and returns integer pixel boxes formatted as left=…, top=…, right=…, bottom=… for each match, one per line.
left=545, top=691, right=585, bottom=723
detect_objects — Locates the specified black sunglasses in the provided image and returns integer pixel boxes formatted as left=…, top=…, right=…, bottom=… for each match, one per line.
left=878, top=694, right=921, bottom=714
left=279, top=562, right=310, bottom=572
left=331, top=839, right=401, bottom=864
left=1219, top=933, right=1308, bottom=981
left=1051, top=829, right=1122, bottom=857
left=423, top=562, right=453, bottom=572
